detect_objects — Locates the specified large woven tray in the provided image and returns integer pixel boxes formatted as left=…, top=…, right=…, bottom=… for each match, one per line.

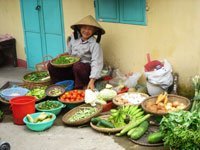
left=50, top=55, right=80, bottom=68
left=141, top=94, right=191, bottom=116
left=129, top=124, right=164, bottom=147
left=90, top=114, right=124, bottom=133
left=62, top=103, right=103, bottom=126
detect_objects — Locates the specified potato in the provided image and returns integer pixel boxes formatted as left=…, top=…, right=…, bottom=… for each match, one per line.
left=172, top=101, right=180, bottom=107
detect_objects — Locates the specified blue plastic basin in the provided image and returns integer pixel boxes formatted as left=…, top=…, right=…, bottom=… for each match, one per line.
left=23, top=112, right=56, bottom=132
left=55, top=80, right=74, bottom=91
left=0, top=87, right=29, bottom=101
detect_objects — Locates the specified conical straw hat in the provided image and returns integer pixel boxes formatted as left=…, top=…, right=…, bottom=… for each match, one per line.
left=71, top=15, right=105, bottom=35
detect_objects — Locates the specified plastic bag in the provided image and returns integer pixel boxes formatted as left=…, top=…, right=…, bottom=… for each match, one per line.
left=124, top=72, right=142, bottom=88
left=145, top=59, right=173, bottom=89
left=109, top=69, right=127, bottom=86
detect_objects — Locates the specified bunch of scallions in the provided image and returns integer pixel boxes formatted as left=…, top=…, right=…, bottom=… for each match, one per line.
left=191, top=75, right=200, bottom=112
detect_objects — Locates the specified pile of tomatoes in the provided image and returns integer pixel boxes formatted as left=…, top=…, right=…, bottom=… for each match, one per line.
left=59, top=90, right=85, bottom=102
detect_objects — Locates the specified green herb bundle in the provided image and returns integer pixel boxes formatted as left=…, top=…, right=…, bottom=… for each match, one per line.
left=191, top=75, right=200, bottom=112
left=160, top=110, right=200, bottom=149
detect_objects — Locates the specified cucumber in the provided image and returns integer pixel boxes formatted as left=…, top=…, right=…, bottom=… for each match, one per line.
left=98, top=119, right=115, bottom=128
left=147, top=131, right=163, bottom=144
left=127, top=128, right=136, bottom=136
left=116, top=114, right=151, bottom=136
left=91, top=117, right=101, bottom=125
left=130, top=120, right=149, bottom=140
left=27, top=114, right=34, bottom=123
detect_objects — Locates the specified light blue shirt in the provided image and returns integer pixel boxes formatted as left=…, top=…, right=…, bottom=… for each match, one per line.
left=68, top=35, right=103, bottom=79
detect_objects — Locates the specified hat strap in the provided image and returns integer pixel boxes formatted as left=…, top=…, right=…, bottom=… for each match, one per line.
left=96, top=32, right=102, bottom=43
left=73, top=26, right=80, bottom=40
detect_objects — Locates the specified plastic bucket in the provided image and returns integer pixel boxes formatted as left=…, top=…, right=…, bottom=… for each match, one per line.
left=10, top=96, right=36, bottom=125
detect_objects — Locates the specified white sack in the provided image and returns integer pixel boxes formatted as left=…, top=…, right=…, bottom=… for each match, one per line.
left=145, top=59, right=173, bottom=89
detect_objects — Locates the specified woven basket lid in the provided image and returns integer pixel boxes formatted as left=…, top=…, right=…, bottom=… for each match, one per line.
left=71, top=15, right=105, bottom=35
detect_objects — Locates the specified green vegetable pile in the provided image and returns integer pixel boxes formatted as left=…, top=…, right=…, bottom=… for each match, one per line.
left=26, top=86, right=46, bottom=99
left=24, top=72, right=49, bottom=82
left=53, top=55, right=78, bottom=65
left=37, top=100, right=61, bottom=110
left=191, top=75, right=200, bottom=112
left=160, top=110, right=200, bottom=149
left=68, top=107, right=97, bottom=122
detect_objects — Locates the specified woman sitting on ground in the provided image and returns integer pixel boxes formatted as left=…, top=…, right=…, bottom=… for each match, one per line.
left=48, top=15, right=105, bottom=90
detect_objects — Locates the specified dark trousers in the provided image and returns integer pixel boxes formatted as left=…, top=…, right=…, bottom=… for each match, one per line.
left=47, top=62, right=91, bottom=89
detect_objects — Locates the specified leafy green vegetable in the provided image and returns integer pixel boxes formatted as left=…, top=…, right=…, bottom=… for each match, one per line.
left=37, top=100, right=61, bottom=110
left=191, top=75, right=200, bottom=112
left=26, top=86, right=46, bottom=99
left=24, top=72, right=49, bottom=82
left=98, top=88, right=117, bottom=101
left=160, top=110, right=200, bottom=149
left=53, top=56, right=78, bottom=65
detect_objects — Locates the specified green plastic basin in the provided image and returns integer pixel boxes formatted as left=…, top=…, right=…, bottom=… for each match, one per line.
left=23, top=112, right=56, bottom=132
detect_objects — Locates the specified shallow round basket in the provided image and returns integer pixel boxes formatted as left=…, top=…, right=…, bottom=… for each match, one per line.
left=26, top=86, right=47, bottom=103
left=90, top=115, right=124, bottom=133
left=58, top=90, right=84, bottom=104
left=141, top=94, right=191, bottom=116
left=45, top=85, right=65, bottom=97
left=50, top=55, right=80, bottom=68
left=129, top=124, right=164, bottom=147
left=23, top=71, right=51, bottom=88
left=62, top=103, right=103, bottom=126
left=58, top=97, right=84, bottom=104
left=113, top=92, right=149, bottom=106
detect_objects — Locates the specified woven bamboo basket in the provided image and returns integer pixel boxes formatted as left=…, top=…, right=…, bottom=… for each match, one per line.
left=50, top=55, right=80, bottom=68
left=62, top=103, right=103, bottom=126
left=90, top=114, right=124, bottom=133
left=58, top=90, right=85, bottom=104
left=113, top=92, right=149, bottom=106
left=23, top=71, right=52, bottom=88
left=141, top=94, right=191, bottom=116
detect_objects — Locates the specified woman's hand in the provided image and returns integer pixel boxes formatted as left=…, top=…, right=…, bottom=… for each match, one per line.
left=87, top=78, right=96, bottom=90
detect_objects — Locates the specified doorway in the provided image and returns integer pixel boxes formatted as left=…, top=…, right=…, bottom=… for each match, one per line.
left=20, top=0, right=66, bottom=70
